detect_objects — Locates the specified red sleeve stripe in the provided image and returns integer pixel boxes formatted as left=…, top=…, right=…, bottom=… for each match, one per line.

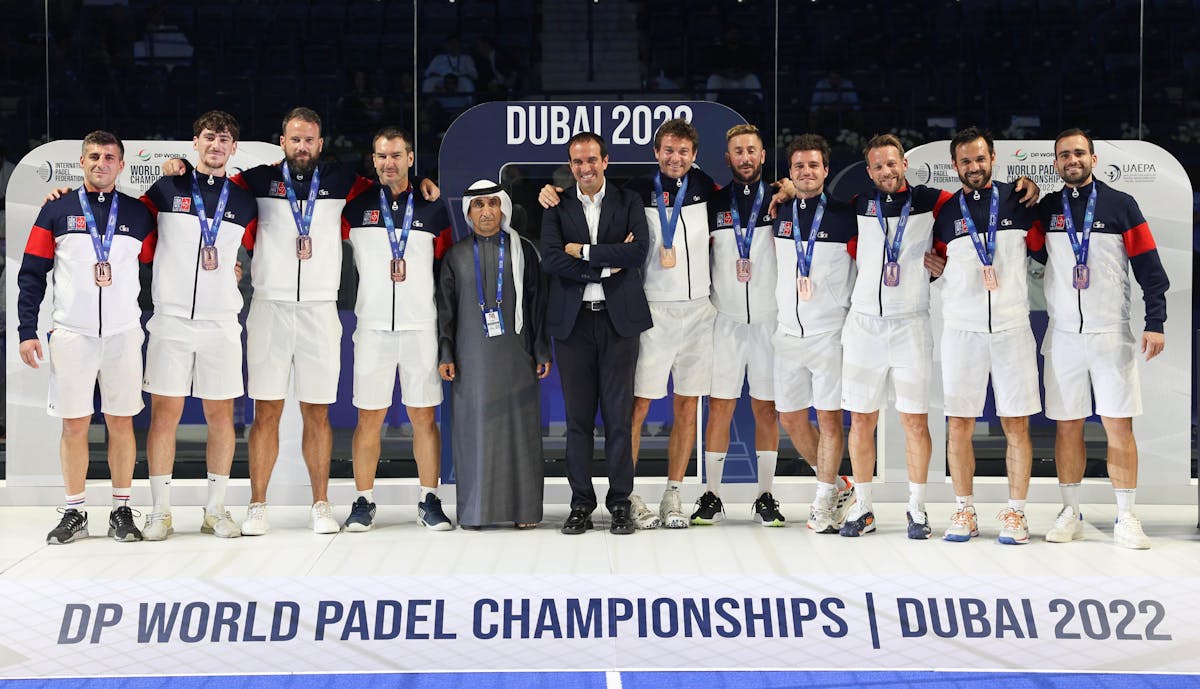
left=933, top=239, right=948, bottom=258
left=242, top=218, right=258, bottom=250
left=433, top=226, right=453, bottom=260
left=1122, top=222, right=1157, bottom=257
left=230, top=172, right=249, bottom=190
left=347, top=175, right=375, bottom=202
left=932, top=189, right=953, bottom=218
left=846, top=235, right=858, bottom=260
left=139, top=194, right=159, bottom=219
left=139, top=229, right=158, bottom=263
left=340, top=217, right=351, bottom=241
left=1026, top=220, right=1046, bottom=252
left=24, top=225, right=55, bottom=259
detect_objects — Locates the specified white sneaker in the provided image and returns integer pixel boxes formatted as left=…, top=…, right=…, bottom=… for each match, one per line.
left=832, top=477, right=856, bottom=525
left=202, top=508, right=242, bottom=538
left=629, top=494, right=660, bottom=530
left=1113, top=513, right=1151, bottom=550
left=311, top=501, right=340, bottom=534
left=658, top=489, right=688, bottom=529
left=241, top=502, right=270, bottom=536
left=807, top=505, right=838, bottom=533
left=943, top=506, right=979, bottom=542
left=997, top=508, right=1029, bottom=545
left=142, top=511, right=174, bottom=541
left=1045, top=505, right=1084, bottom=543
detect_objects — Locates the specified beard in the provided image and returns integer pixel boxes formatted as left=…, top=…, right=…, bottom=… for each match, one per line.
left=286, top=152, right=317, bottom=175
left=961, top=170, right=992, bottom=191
left=732, top=165, right=761, bottom=185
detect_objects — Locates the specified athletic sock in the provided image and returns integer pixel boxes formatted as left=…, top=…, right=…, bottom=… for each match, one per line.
left=419, top=486, right=436, bottom=501
left=756, top=451, right=778, bottom=494
left=665, top=480, right=681, bottom=492
left=112, top=490, right=130, bottom=510
left=149, top=474, right=171, bottom=513
left=65, top=492, right=86, bottom=511
left=205, top=473, right=229, bottom=514
left=1114, top=488, right=1136, bottom=517
left=1008, top=498, right=1027, bottom=512
left=1060, top=482, right=1082, bottom=515
left=855, top=482, right=874, bottom=515
left=908, top=481, right=927, bottom=515
left=814, top=481, right=836, bottom=509
left=703, top=452, right=725, bottom=494
left=955, top=494, right=974, bottom=510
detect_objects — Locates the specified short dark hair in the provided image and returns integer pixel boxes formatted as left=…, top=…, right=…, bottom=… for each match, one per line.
left=372, top=126, right=414, bottom=154
left=193, top=110, right=240, bottom=141
left=654, top=118, right=699, bottom=153
left=567, top=131, right=607, bottom=159
left=81, top=130, right=124, bottom=158
left=281, top=107, right=322, bottom=135
left=863, top=133, right=904, bottom=160
left=950, top=126, right=994, bottom=160
left=786, top=133, right=831, bottom=168
left=1055, top=127, right=1094, bottom=154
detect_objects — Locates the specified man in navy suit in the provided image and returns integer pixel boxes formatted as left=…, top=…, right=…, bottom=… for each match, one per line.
left=541, top=132, right=652, bottom=535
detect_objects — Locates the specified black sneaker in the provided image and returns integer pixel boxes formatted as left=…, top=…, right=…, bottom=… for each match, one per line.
left=561, top=507, right=594, bottom=535
left=690, top=491, right=726, bottom=525
left=752, top=492, right=786, bottom=527
left=47, top=508, right=89, bottom=544
left=344, top=496, right=377, bottom=532
left=417, top=493, right=454, bottom=531
left=108, top=505, right=143, bottom=542
left=610, top=504, right=634, bottom=535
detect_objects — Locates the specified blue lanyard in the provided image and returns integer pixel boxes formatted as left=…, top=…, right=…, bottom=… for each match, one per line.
left=1061, top=184, right=1096, bottom=266
left=191, top=172, right=230, bottom=248
left=77, top=187, right=118, bottom=262
left=472, top=231, right=506, bottom=311
left=874, top=192, right=912, bottom=263
left=730, top=182, right=765, bottom=260
left=792, top=194, right=826, bottom=278
left=280, top=161, right=321, bottom=238
left=380, top=187, right=415, bottom=260
left=957, top=186, right=999, bottom=266
left=653, top=172, right=689, bottom=249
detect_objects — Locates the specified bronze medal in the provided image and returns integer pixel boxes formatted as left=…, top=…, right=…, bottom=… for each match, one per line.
left=201, top=245, right=218, bottom=271
left=736, top=258, right=752, bottom=282
left=296, top=235, right=313, bottom=260
left=94, top=261, right=112, bottom=287
left=796, top=275, right=813, bottom=301
left=390, top=257, right=407, bottom=282
left=659, top=245, right=676, bottom=268
left=981, top=265, right=998, bottom=291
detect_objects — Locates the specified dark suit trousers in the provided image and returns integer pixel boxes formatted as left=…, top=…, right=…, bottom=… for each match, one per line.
left=555, top=307, right=638, bottom=512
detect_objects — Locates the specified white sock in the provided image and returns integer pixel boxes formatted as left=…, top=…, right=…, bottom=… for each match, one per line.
left=703, top=452, right=725, bottom=493
left=908, top=481, right=926, bottom=514
left=112, top=489, right=131, bottom=509
left=756, top=451, right=778, bottom=494
left=1008, top=498, right=1026, bottom=512
left=357, top=488, right=376, bottom=503
left=814, top=481, right=836, bottom=509
left=419, top=486, right=436, bottom=501
left=65, top=492, right=86, bottom=511
left=1114, top=488, right=1136, bottom=517
left=1060, top=482, right=1082, bottom=515
left=955, top=494, right=974, bottom=510
left=855, top=482, right=874, bottom=514
left=206, top=473, right=229, bottom=514
left=149, top=474, right=171, bottom=513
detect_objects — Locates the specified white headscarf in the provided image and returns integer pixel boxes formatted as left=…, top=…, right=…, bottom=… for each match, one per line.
left=462, top=179, right=525, bottom=334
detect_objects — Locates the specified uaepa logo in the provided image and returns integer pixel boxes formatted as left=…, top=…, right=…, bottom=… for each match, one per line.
left=1102, top=164, right=1122, bottom=183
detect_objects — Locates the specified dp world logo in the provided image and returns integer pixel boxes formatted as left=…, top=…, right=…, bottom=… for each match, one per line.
left=37, top=161, right=53, bottom=182
left=1010, top=149, right=1027, bottom=161
left=136, top=149, right=152, bottom=162
left=1102, top=164, right=1121, bottom=183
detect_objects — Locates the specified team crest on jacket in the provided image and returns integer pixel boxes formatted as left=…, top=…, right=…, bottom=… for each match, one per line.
left=718, top=211, right=732, bottom=226
left=363, top=210, right=380, bottom=225
left=866, top=200, right=879, bottom=216
left=66, top=216, right=86, bottom=230
left=172, top=196, right=192, bottom=213
left=779, top=221, right=793, bottom=237
left=954, top=218, right=969, bottom=236
left=1050, top=214, right=1065, bottom=229
left=269, top=181, right=287, bottom=197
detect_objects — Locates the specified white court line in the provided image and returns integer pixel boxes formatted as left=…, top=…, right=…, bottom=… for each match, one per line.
left=606, top=670, right=623, bottom=689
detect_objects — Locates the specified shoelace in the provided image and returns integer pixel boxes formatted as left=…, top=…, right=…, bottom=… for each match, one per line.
left=998, top=510, right=1025, bottom=529
left=951, top=509, right=975, bottom=527
left=56, top=508, right=86, bottom=529
left=1053, top=507, right=1077, bottom=527
left=112, top=506, right=139, bottom=527
left=314, top=503, right=334, bottom=519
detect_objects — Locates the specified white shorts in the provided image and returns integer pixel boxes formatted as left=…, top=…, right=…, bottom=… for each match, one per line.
left=353, top=328, right=443, bottom=410
left=246, top=299, right=342, bottom=404
left=773, top=328, right=843, bottom=412
left=47, top=326, right=145, bottom=419
left=1042, top=328, right=1142, bottom=419
left=941, top=326, right=1041, bottom=418
left=840, top=311, right=932, bottom=414
left=143, top=314, right=244, bottom=400
left=635, top=299, right=716, bottom=399
left=710, top=314, right=775, bottom=400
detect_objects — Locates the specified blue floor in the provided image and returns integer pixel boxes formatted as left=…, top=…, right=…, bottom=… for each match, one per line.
left=3, top=672, right=1200, bottom=689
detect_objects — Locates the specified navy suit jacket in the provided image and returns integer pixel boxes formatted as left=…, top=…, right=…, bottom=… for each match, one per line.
left=541, top=184, right=652, bottom=339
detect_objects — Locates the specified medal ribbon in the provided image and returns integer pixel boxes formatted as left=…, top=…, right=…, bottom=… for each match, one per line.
left=380, top=187, right=415, bottom=260
left=653, top=172, right=689, bottom=249
left=874, top=192, right=912, bottom=263
left=77, top=186, right=118, bottom=263
left=1061, top=184, right=1096, bottom=267
left=730, top=181, right=765, bottom=260
left=280, top=161, right=321, bottom=238
left=957, top=185, right=999, bottom=266
left=472, top=231, right=506, bottom=315
left=792, top=194, right=825, bottom=278
left=191, top=172, right=230, bottom=249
